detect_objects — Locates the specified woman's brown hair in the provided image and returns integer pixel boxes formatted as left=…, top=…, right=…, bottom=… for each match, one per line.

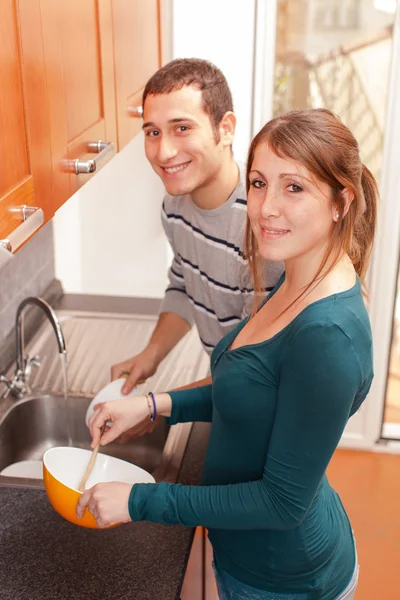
left=245, top=108, right=379, bottom=313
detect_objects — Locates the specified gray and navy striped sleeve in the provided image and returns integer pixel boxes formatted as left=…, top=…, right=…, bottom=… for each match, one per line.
left=159, top=200, right=194, bottom=327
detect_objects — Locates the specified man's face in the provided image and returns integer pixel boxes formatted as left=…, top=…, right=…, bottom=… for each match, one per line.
left=142, top=86, right=227, bottom=196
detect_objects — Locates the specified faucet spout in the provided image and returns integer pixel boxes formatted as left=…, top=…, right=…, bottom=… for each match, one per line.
left=0, top=296, right=66, bottom=400
left=15, top=297, right=67, bottom=375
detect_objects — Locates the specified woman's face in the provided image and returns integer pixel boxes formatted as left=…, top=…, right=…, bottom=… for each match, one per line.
left=247, top=144, right=337, bottom=264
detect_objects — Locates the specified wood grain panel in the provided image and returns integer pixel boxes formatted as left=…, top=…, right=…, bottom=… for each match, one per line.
left=38, top=0, right=72, bottom=208
left=66, top=120, right=109, bottom=196
left=0, top=180, right=35, bottom=239
left=40, top=0, right=117, bottom=208
left=0, top=1, right=54, bottom=243
left=18, top=0, right=55, bottom=221
left=0, top=0, right=30, bottom=198
left=61, top=0, right=103, bottom=141
left=112, top=0, right=161, bottom=149
left=124, top=88, right=145, bottom=142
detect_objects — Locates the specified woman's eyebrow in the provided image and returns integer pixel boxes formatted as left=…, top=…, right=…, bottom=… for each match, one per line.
left=249, top=170, right=313, bottom=185
left=279, top=172, right=313, bottom=184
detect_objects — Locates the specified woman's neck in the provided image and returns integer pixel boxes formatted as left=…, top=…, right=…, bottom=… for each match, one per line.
left=282, top=249, right=355, bottom=297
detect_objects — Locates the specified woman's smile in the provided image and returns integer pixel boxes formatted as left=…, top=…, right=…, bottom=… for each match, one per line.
left=260, top=225, right=290, bottom=239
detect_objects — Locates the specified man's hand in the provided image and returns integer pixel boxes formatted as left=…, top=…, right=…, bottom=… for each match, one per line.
left=111, top=312, right=191, bottom=395
left=109, top=312, right=192, bottom=443
left=111, top=349, right=158, bottom=395
left=110, top=350, right=161, bottom=443
left=115, top=415, right=161, bottom=443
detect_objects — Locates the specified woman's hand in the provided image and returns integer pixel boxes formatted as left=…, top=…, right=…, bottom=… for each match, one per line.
left=88, top=395, right=150, bottom=448
left=76, top=482, right=132, bottom=528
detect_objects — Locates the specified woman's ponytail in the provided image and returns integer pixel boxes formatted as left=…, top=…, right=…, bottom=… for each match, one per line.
left=351, top=164, right=378, bottom=281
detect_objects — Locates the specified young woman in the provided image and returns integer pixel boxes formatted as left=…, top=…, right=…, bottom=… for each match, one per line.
left=77, top=108, right=378, bottom=600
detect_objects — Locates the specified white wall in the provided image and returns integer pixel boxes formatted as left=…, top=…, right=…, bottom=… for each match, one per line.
left=53, top=134, right=166, bottom=297
left=172, top=0, right=256, bottom=163
left=53, top=0, right=256, bottom=297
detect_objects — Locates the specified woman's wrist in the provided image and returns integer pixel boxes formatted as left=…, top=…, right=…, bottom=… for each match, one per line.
left=150, top=392, right=172, bottom=418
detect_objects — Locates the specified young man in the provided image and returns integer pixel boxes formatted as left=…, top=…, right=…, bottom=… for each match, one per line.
left=112, top=58, right=282, bottom=394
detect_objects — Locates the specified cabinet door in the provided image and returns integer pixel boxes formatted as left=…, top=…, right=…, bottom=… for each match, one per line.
left=180, top=527, right=218, bottom=600
left=40, top=0, right=117, bottom=209
left=112, top=0, right=161, bottom=149
left=180, top=527, right=204, bottom=600
left=0, top=0, right=53, bottom=246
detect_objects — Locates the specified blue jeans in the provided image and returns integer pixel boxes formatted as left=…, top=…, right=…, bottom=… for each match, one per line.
left=213, top=558, right=359, bottom=600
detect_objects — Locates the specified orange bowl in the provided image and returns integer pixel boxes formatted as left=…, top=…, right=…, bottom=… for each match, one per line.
left=43, top=446, right=155, bottom=529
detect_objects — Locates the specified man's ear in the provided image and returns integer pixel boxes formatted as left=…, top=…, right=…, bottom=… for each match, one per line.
left=219, top=112, right=236, bottom=147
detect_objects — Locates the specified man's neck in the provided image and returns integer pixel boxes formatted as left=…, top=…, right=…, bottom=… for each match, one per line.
left=190, top=158, right=240, bottom=211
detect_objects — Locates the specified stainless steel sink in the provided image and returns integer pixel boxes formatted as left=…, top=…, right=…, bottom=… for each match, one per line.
left=0, top=393, right=192, bottom=489
left=0, top=308, right=209, bottom=489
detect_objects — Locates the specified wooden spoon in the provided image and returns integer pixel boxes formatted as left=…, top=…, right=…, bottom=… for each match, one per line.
left=78, top=423, right=106, bottom=492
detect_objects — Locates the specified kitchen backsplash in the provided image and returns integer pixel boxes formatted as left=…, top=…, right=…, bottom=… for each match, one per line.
left=0, top=223, right=55, bottom=345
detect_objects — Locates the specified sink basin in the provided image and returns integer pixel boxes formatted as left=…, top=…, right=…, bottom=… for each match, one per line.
left=0, top=307, right=209, bottom=490
left=0, top=394, right=191, bottom=489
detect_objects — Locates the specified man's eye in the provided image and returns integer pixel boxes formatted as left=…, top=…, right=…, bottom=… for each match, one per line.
left=177, top=125, right=189, bottom=132
left=145, top=130, right=160, bottom=137
left=250, top=179, right=265, bottom=189
left=287, top=183, right=303, bottom=193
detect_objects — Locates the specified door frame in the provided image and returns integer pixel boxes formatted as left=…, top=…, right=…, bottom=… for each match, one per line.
left=366, top=2, right=400, bottom=451
left=252, top=0, right=400, bottom=452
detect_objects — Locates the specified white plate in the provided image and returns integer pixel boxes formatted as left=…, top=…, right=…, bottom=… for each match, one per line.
left=0, top=460, right=43, bottom=479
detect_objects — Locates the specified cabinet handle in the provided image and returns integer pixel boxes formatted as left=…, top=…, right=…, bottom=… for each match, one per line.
left=0, top=206, right=44, bottom=253
left=66, top=140, right=115, bottom=175
left=126, top=106, right=143, bottom=118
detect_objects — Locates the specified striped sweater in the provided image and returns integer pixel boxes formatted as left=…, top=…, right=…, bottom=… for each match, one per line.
left=159, top=165, right=284, bottom=354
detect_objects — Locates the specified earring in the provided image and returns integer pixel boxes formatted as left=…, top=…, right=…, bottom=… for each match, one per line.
left=335, top=211, right=340, bottom=220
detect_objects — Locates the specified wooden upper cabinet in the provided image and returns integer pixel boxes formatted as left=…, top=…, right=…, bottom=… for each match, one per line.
left=39, top=0, right=118, bottom=209
left=1, top=0, right=164, bottom=243
left=0, top=0, right=53, bottom=246
left=112, top=0, right=162, bottom=149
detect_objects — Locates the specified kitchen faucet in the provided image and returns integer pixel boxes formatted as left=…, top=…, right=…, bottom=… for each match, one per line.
left=0, top=297, right=67, bottom=399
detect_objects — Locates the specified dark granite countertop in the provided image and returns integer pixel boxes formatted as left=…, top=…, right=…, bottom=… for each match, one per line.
left=0, top=284, right=211, bottom=599
left=0, top=422, right=210, bottom=600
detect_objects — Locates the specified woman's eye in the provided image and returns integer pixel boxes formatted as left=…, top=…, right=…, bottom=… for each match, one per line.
left=287, top=183, right=303, bottom=193
left=250, top=179, right=265, bottom=189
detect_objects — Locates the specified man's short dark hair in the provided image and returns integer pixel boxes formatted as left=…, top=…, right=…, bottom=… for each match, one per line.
left=143, top=58, right=234, bottom=137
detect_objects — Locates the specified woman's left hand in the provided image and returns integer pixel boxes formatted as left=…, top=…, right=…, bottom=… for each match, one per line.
left=76, top=482, right=133, bottom=528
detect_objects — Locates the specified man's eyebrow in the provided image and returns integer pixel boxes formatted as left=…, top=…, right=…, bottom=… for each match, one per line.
left=142, top=117, right=197, bottom=129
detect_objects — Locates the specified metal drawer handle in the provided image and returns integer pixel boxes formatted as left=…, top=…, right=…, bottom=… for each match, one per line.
left=126, top=106, right=143, bottom=118
left=0, top=206, right=44, bottom=253
left=67, top=140, right=115, bottom=175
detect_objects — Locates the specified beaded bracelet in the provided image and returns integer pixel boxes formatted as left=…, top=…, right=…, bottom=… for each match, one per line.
left=147, top=391, right=157, bottom=422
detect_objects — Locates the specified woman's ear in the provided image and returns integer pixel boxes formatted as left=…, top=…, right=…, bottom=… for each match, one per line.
left=333, top=188, right=355, bottom=221
left=219, top=112, right=236, bottom=147
left=342, top=188, right=355, bottom=217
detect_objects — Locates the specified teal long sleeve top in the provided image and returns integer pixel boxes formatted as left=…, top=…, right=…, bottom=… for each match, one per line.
left=129, top=276, right=373, bottom=599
